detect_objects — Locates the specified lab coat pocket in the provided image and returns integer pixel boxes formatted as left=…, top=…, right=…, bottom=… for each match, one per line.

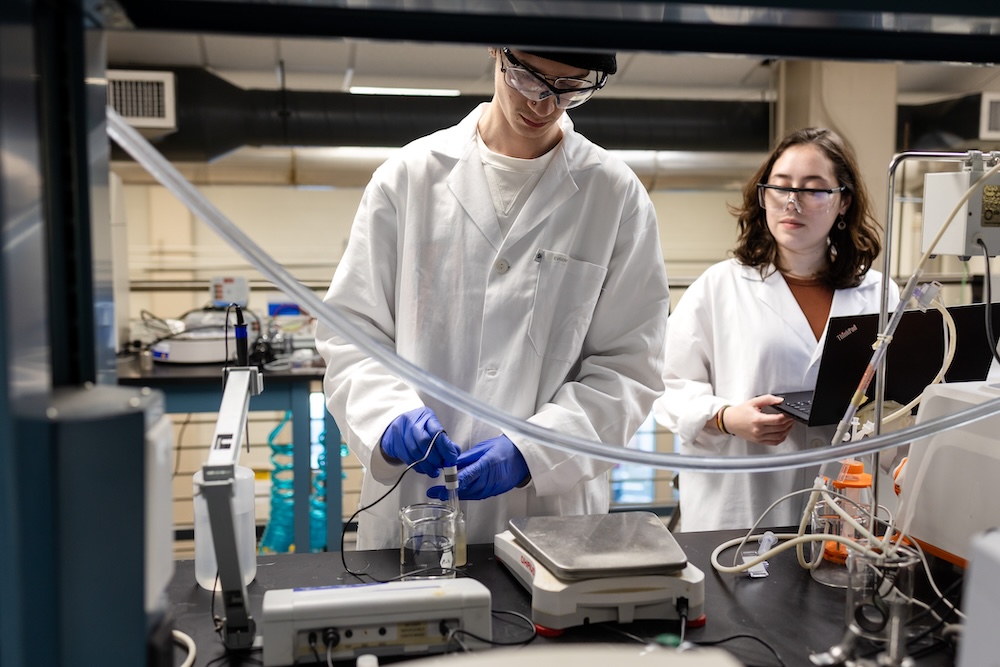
left=528, top=249, right=607, bottom=363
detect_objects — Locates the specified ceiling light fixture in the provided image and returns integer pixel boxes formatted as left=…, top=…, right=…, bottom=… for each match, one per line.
left=349, top=86, right=461, bottom=97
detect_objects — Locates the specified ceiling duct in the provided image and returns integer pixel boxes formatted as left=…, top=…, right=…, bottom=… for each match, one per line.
left=898, top=93, right=1000, bottom=151
left=108, top=67, right=771, bottom=163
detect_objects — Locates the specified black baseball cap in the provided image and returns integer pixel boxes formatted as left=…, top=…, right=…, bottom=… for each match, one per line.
left=518, top=48, right=617, bottom=75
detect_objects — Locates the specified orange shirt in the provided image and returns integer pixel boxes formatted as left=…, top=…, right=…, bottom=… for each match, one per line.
left=782, top=273, right=834, bottom=341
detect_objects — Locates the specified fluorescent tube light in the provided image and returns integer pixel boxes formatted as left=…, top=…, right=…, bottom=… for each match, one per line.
left=349, top=86, right=461, bottom=97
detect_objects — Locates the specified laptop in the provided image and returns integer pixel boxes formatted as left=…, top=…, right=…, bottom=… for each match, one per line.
left=773, top=303, right=1000, bottom=426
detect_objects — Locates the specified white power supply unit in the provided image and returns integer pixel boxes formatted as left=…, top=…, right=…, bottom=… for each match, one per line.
left=261, top=578, right=492, bottom=666
left=922, top=168, right=1000, bottom=259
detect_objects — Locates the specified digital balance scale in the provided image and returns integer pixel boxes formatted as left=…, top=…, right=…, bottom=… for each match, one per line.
left=494, top=512, right=706, bottom=631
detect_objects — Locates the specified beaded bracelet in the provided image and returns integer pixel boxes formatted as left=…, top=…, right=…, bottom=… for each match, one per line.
left=716, top=405, right=733, bottom=436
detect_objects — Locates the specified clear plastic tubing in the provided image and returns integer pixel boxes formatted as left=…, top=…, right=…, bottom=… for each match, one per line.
left=107, top=106, right=1000, bottom=474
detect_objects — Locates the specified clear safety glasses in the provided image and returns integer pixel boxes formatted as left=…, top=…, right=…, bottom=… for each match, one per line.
left=757, top=183, right=846, bottom=214
left=500, top=47, right=607, bottom=110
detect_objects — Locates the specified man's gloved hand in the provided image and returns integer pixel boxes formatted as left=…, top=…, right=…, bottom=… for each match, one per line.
left=427, top=435, right=528, bottom=501
left=380, top=407, right=460, bottom=477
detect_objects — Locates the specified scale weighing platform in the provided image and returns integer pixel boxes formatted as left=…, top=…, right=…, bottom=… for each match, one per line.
left=494, top=512, right=705, bottom=631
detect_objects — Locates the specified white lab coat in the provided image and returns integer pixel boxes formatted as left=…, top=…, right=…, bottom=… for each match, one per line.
left=316, top=103, right=670, bottom=550
left=653, top=259, right=900, bottom=531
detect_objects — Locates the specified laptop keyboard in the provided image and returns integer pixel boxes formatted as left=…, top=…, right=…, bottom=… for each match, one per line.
left=784, top=398, right=813, bottom=413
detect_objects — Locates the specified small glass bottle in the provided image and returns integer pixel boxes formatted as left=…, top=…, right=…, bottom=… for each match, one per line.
left=811, top=459, right=872, bottom=588
left=443, top=466, right=467, bottom=567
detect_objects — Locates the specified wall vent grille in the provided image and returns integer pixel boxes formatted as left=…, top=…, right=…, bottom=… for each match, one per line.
left=106, top=69, right=176, bottom=133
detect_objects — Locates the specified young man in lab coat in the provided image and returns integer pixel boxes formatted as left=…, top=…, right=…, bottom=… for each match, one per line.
left=316, top=46, right=670, bottom=550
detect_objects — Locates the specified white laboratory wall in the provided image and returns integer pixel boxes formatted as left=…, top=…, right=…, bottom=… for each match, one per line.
left=121, top=182, right=740, bottom=319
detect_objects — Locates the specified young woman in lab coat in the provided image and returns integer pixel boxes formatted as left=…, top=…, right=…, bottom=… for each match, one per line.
left=654, top=127, right=900, bottom=532
left=316, top=47, right=670, bottom=550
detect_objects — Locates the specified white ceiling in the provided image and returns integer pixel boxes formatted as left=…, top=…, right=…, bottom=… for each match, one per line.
left=107, top=30, right=1000, bottom=105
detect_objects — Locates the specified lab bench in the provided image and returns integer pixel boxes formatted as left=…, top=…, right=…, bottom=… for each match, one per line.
left=117, top=356, right=342, bottom=552
left=165, top=529, right=956, bottom=667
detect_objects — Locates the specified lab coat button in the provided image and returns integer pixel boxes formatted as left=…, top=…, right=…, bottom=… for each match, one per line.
left=810, top=438, right=824, bottom=447
left=494, top=258, right=510, bottom=274
left=485, top=367, right=498, bottom=377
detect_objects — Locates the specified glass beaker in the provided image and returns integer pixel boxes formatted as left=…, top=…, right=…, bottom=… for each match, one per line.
left=845, top=545, right=919, bottom=646
left=399, top=503, right=456, bottom=580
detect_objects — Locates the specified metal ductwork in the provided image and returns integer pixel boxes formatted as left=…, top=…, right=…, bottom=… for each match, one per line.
left=898, top=93, right=1000, bottom=151
left=108, top=67, right=771, bottom=163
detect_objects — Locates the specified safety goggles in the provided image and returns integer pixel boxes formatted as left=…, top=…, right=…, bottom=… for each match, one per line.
left=500, top=47, right=607, bottom=110
left=757, top=183, right=846, bottom=214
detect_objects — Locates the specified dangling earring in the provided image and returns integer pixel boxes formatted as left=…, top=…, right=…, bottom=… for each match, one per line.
left=836, top=215, right=847, bottom=231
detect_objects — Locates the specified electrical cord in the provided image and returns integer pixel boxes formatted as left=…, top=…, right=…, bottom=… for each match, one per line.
left=308, top=631, right=321, bottom=663
left=688, top=633, right=788, bottom=667
left=447, top=609, right=537, bottom=648
left=977, top=238, right=1000, bottom=367
left=598, top=623, right=649, bottom=644
left=340, top=431, right=446, bottom=582
left=677, top=596, right=689, bottom=644
left=173, top=412, right=193, bottom=478
left=907, top=576, right=964, bottom=627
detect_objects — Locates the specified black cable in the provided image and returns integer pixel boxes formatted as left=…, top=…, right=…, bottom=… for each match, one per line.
left=693, top=633, right=788, bottom=667
left=139, top=309, right=174, bottom=334
left=907, top=575, right=964, bottom=627
left=308, top=631, right=321, bottom=663
left=339, top=431, right=445, bottom=581
left=173, top=413, right=193, bottom=478
left=596, top=623, right=648, bottom=644
left=210, top=570, right=220, bottom=632
left=448, top=609, right=537, bottom=647
left=908, top=636, right=953, bottom=661
left=677, top=596, right=689, bottom=644
left=233, top=304, right=249, bottom=366
left=225, top=305, right=234, bottom=369
left=976, top=239, right=1000, bottom=366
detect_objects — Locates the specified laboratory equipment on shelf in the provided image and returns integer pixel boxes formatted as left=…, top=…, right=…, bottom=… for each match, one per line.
left=149, top=305, right=262, bottom=364
left=494, top=512, right=705, bottom=630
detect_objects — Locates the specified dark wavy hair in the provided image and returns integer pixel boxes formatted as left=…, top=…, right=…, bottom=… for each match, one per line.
left=731, top=127, right=882, bottom=289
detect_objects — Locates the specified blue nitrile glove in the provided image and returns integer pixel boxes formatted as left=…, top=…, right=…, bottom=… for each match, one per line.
left=427, top=435, right=529, bottom=501
left=380, top=407, right=460, bottom=477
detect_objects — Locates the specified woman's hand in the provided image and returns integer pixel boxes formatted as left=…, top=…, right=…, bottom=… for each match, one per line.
left=717, top=395, right=794, bottom=445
